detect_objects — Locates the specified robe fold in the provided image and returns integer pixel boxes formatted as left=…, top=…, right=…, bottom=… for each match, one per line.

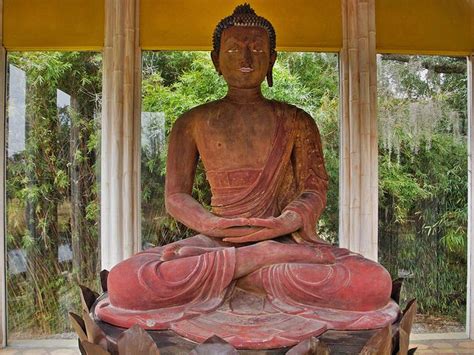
left=209, top=101, right=329, bottom=243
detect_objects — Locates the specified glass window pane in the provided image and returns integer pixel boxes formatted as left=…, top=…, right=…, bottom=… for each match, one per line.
left=6, top=52, right=102, bottom=340
left=140, top=51, right=339, bottom=248
left=377, top=54, right=467, bottom=333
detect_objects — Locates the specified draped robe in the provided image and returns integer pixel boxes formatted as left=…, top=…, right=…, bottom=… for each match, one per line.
left=95, top=101, right=398, bottom=340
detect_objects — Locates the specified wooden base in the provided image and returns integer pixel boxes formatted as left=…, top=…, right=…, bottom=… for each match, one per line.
left=92, top=309, right=402, bottom=354
left=72, top=273, right=415, bottom=354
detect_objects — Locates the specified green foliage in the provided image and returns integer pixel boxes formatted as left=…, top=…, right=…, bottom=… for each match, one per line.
left=6, top=52, right=101, bottom=337
left=378, top=56, right=467, bottom=323
left=7, top=49, right=467, bottom=337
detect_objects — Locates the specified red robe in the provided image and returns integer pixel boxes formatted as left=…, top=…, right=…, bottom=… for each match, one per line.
left=95, top=103, right=398, bottom=348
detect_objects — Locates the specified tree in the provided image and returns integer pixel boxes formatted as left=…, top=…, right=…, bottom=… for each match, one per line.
left=378, top=55, right=467, bottom=322
left=6, top=52, right=101, bottom=335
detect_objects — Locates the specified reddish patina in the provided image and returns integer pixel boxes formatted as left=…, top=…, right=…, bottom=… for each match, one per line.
left=95, top=5, right=399, bottom=349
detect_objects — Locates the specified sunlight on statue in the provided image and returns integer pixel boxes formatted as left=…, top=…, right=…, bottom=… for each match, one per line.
left=96, top=4, right=399, bottom=349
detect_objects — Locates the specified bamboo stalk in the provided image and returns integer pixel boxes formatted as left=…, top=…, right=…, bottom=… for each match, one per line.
left=467, top=54, right=474, bottom=339
left=368, top=0, right=378, bottom=260
left=110, top=0, right=124, bottom=264
left=101, top=0, right=140, bottom=269
left=121, top=0, right=141, bottom=257
left=133, top=0, right=142, bottom=250
left=340, top=0, right=377, bottom=259
left=0, top=0, right=7, bottom=345
left=348, top=0, right=361, bottom=253
left=358, top=0, right=372, bottom=258
left=347, top=0, right=358, bottom=50
left=349, top=45, right=361, bottom=253
left=339, top=0, right=351, bottom=250
left=101, top=0, right=112, bottom=268
left=123, top=0, right=135, bottom=257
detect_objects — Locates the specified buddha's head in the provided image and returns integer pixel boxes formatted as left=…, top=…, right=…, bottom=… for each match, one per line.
left=211, top=4, right=277, bottom=88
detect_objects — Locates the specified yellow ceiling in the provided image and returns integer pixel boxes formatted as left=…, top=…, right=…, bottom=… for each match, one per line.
left=3, top=0, right=474, bottom=55
left=3, top=0, right=104, bottom=51
left=376, top=0, right=474, bottom=56
left=140, top=0, right=342, bottom=52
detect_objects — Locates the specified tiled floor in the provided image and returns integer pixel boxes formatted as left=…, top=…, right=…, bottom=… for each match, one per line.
left=409, top=339, right=474, bottom=354
left=0, top=339, right=473, bottom=354
left=0, top=340, right=79, bottom=355
left=0, top=350, right=79, bottom=355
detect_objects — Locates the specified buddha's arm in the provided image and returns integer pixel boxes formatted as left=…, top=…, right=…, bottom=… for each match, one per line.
left=165, top=113, right=253, bottom=237
left=282, top=109, right=328, bottom=243
left=223, top=109, right=328, bottom=244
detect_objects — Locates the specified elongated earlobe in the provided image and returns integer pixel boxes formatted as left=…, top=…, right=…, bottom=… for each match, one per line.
left=267, top=52, right=277, bottom=87
left=266, top=70, right=273, bottom=87
left=211, top=51, right=222, bottom=75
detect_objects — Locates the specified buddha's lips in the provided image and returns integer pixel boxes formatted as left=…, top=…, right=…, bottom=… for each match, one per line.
left=239, top=67, right=254, bottom=73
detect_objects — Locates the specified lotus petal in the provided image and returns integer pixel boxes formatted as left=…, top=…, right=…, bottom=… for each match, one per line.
left=286, top=337, right=330, bottom=355
left=83, top=309, right=108, bottom=349
left=117, top=324, right=160, bottom=355
left=81, top=340, right=111, bottom=355
left=190, top=335, right=237, bottom=355
left=100, top=270, right=109, bottom=292
left=398, top=299, right=417, bottom=355
left=360, top=325, right=392, bottom=355
left=69, top=312, right=87, bottom=342
left=80, top=284, right=99, bottom=312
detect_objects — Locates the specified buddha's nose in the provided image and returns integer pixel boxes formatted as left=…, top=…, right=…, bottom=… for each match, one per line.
left=242, top=46, right=252, bottom=67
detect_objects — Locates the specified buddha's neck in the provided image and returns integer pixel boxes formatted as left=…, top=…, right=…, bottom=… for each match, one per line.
left=225, top=86, right=264, bottom=104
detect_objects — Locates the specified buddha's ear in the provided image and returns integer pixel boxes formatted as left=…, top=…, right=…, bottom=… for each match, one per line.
left=267, top=51, right=277, bottom=87
left=211, top=51, right=221, bottom=75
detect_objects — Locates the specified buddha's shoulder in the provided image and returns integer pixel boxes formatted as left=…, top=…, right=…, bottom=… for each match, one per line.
left=173, top=100, right=223, bottom=127
left=269, top=100, right=314, bottom=124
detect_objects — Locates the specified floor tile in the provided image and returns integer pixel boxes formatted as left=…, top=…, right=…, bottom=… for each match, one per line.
left=410, top=343, right=430, bottom=350
left=18, top=350, right=49, bottom=355
left=50, top=350, right=80, bottom=355
left=431, top=342, right=455, bottom=348
left=458, top=341, right=474, bottom=349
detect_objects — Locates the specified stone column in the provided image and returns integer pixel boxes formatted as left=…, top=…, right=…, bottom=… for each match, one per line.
left=101, top=0, right=141, bottom=270
left=339, top=0, right=378, bottom=261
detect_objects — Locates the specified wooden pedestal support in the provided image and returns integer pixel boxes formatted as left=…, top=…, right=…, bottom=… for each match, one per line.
left=70, top=272, right=417, bottom=355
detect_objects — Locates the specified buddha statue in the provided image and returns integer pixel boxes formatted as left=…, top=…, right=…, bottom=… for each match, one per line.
left=95, top=4, right=399, bottom=349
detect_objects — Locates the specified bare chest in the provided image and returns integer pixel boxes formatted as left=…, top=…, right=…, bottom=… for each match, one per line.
left=194, top=104, right=278, bottom=171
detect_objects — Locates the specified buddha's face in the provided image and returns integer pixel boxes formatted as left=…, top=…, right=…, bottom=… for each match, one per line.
left=212, top=26, right=276, bottom=89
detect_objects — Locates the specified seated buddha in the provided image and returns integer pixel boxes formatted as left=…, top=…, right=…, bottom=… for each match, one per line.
left=95, top=4, right=399, bottom=349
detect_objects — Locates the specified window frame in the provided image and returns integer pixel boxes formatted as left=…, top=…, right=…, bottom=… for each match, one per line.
left=0, top=0, right=473, bottom=347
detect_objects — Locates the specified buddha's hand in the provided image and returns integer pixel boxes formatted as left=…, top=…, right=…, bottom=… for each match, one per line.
left=222, top=210, right=303, bottom=243
left=201, top=216, right=261, bottom=238
left=161, top=245, right=226, bottom=261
